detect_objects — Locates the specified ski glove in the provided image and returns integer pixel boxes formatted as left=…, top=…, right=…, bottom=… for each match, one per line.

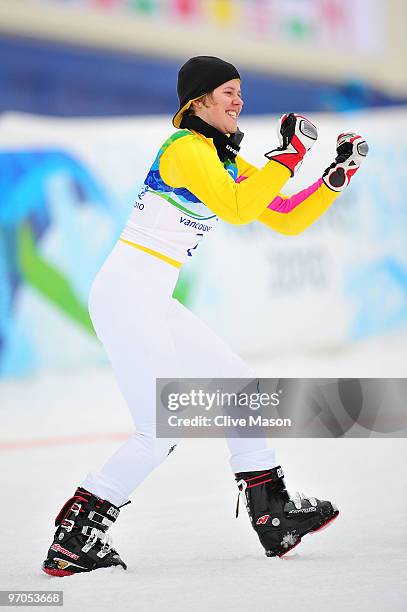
left=265, top=113, right=318, bottom=176
left=323, top=133, right=368, bottom=192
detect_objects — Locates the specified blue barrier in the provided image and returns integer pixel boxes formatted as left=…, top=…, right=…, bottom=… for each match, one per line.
left=1, top=34, right=405, bottom=117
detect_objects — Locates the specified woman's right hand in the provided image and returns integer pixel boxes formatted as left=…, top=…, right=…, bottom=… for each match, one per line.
left=265, top=113, right=318, bottom=176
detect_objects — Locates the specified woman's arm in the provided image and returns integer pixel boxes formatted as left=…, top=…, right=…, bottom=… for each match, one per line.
left=257, top=132, right=369, bottom=235
left=160, top=133, right=291, bottom=225
left=234, top=155, right=339, bottom=235
left=257, top=179, right=339, bottom=235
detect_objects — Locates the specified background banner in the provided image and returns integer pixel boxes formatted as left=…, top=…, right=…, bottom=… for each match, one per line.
left=1, top=109, right=406, bottom=375
left=23, top=0, right=386, bottom=55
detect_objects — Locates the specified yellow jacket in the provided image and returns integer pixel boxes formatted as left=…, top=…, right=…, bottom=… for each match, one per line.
left=120, top=129, right=338, bottom=266
left=160, top=130, right=338, bottom=234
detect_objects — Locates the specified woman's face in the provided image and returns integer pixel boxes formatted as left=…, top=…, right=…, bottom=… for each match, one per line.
left=193, top=79, right=243, bottom=134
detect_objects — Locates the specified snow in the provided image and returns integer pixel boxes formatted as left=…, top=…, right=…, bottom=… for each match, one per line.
left=1, top=333, right=407, bottom=611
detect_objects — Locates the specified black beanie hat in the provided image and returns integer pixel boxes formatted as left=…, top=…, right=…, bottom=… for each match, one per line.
left=172, top=56, right=240, bottom=128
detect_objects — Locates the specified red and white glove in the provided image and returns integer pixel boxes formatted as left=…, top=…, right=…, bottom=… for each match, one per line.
left=265, top=113, right=318, bottom=176
left=323, top=133, right=368, bottom=192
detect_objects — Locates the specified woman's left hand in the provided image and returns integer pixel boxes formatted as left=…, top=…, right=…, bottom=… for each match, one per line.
left=323, top=133, right=369, bottom=192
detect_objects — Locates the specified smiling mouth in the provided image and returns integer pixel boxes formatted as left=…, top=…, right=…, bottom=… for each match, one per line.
left=226, top=111, right=238, bottom=119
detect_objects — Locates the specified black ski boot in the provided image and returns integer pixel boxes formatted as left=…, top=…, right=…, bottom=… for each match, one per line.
left=235, top=466, right=338, bottom=557
left=42, top=487, right=128, bottom=576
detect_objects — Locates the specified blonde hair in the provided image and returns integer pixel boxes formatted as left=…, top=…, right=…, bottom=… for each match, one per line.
left=183, top=92, right=215, bottom=119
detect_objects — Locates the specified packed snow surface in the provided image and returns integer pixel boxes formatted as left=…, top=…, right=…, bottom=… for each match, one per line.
left=1, top=334, right=406, bottom=611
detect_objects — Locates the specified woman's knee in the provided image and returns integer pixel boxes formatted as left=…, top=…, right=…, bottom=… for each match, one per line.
left=130, top=429, right=180, bottom=468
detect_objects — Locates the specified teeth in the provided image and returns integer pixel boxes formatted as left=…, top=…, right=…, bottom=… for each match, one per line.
left=226, top=111, right=237, bottom=118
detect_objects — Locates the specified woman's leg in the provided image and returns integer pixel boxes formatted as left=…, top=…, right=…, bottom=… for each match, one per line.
left=167, top=299, right=278, bottom=473
left=81, top=245, right=181, bottom=506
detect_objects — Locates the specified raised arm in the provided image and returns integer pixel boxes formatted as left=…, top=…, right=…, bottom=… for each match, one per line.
left=160, top=133, right=291, bottom=225
left=160, top=113, right=318, bottom=225
left=257, top=179, right=338, bottom=235
left=257, top=132, right=369, bottom=235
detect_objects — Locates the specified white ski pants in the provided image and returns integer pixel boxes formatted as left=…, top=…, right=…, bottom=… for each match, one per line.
left=81, top=241, right=276, bottom=505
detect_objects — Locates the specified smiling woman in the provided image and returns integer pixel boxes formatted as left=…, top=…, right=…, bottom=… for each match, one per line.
left=42, top=55, right=368, bottom=576
left=187, top=79, right=243, bottom=135
left=171, top=56, right=242, bottom=129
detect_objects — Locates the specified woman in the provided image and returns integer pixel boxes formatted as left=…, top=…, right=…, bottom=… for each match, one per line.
left=42, top=56, right=368, bottom=575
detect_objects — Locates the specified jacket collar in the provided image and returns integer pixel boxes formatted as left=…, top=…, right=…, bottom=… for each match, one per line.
left=179, top=115, right=244, bottom=163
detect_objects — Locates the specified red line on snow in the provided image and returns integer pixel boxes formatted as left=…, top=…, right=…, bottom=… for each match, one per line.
left=0, top=432, right=131, bottom=451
